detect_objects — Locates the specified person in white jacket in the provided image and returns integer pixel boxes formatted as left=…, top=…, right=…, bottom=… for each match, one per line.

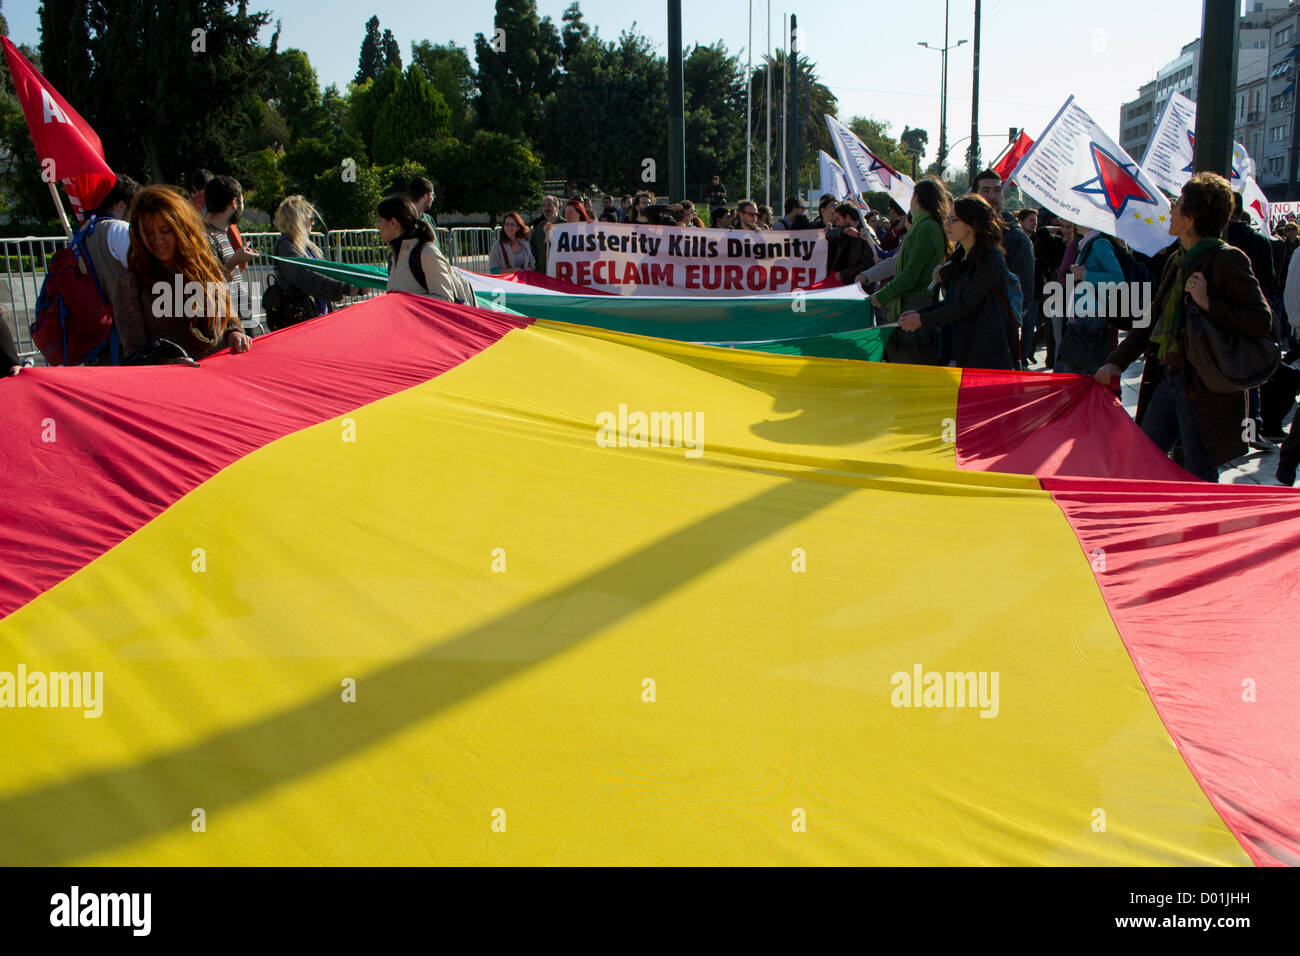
left=377, top=195, right=472, bottom=304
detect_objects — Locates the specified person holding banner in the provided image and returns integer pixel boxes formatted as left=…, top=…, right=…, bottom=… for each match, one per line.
left=897, top=195, right=1016, bottom=371
left=488, top=212, right=537, bottom=274
left=870, top=179, right=951, bottom=366
left=1095, top=173, right=1273, bottom=483
left=114, top=186, right=249, bottom=364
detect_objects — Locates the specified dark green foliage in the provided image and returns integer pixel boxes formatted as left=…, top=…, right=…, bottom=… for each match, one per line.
left=409, top=41, right=474, bottom=139
left=355, top=15, right=383, bottom=84
left=473, top=0, right=562, bottom=146
left=38, top=0, right=270, bottom=184
left=371, top=66, right=451, bottom=165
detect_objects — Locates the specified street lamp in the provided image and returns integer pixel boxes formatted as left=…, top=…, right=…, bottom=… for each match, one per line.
left=919, top=0, right=967, bottom=176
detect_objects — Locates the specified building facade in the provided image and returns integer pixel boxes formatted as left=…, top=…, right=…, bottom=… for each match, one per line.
left=1118, top=1, right=1288, bottom=190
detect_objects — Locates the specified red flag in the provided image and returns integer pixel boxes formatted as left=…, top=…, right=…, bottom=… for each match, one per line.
left=2, top=37, right=115, bottom=222
left=992, top=130, right=1034, bottom=185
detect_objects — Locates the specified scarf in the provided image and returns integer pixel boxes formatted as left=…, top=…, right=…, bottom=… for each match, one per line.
left=1150, top=236, right=1224, bottom=362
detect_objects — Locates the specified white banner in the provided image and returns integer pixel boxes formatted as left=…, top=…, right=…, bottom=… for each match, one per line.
left=824, top=114, right=914, bottom=208
left=1268, top=200, right=1300, bottom=232
left=1140, top=91, right=1252, bottom=194
left=1010, top=96, right=1172, bottom=256
left=819, top=150, right=854, bottom=202
left=547, top=221, right=828, bottom=295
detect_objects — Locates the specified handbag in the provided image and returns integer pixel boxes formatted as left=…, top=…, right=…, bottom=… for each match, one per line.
left=1180, top=251, right=1280, bottom=393
left=123, top=337, right=193, bottom=365
left=262, top=274, right=316, bottom=331
left=1056, top=317, right=1111, bottom=371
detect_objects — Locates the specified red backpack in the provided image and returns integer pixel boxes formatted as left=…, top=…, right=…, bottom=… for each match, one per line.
left=31, top=217, right=119, bottom=365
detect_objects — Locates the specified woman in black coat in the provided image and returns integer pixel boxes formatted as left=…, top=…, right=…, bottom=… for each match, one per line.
left=898, top=194, right=1016, bottom=370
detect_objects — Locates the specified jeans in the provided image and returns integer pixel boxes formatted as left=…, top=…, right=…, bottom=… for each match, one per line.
left=1140, top=365, right=1219, bottom=482
left=1020, top=298, right=1042, bottom=367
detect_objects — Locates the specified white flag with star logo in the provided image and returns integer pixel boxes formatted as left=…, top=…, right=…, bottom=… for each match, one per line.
left=1140, top=91, right=1253, bottom=195
left=824, top=114, right=915, bottom=208
left=1009, top=96, right=1172, bottom=256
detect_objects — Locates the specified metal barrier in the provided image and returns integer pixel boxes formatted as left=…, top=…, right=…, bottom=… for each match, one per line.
left=2, top=235, right=69, bottom=359
left=1, top=227, right=501, bottom=362
left=449, top=227, right=500, bottom=275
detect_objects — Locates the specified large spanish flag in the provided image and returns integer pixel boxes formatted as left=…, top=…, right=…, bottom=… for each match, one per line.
left=1, top=294, right=1297, bottom=865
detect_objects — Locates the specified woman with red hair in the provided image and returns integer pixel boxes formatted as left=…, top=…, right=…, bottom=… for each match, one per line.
left=563, top=196, right=591, bottom=223
left=115, top=186, right=250, bottom=364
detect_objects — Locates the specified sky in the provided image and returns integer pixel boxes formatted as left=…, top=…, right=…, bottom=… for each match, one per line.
left=7, top=0, right=1211, bottom=166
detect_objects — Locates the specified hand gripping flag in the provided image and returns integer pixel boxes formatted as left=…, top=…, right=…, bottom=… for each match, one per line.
left=819, top=150, right=854, bottom=201
left=1141, top=91, right=1252, bottom=194
left=824, top=114, right=915, bottom=208
left=2, top=38, right=115, bottom=221
left=991, top=130, right=1034, bottom=185
left=1010, top=96, right=1172, bottom=256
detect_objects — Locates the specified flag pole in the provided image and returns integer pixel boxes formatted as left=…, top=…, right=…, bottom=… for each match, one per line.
left=746, top=0, right=752, bottom=200
left=47, top=181, right=73, bottom=239
left=765, top=0, right=772, bottom=208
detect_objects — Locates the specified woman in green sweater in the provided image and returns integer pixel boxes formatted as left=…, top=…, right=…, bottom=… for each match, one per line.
left=868, top=178, right=952, bottom=365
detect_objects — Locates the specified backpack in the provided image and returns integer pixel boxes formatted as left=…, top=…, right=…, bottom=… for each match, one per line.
left=991, top=271, right=1026, bottom=367
left=31, top=216, right=119, bottom=365
left=407, top=239, right=474, bottom=306
left=991, top=270, right=1024, bottom=324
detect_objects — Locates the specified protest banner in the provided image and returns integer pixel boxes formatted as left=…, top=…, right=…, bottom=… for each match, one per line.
left=1140, top=91, right=1252, bottom=194
left=1010, top=96, right=1171, bottom=256
left=546, top=221, right=828, bottom=295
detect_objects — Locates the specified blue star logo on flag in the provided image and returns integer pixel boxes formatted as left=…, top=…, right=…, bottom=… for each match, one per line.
left=1183, top=132, right=1246, bottom=181
left=1074, top=143, right=1159, bottom=219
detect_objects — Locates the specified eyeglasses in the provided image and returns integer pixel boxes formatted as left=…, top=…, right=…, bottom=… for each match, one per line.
left=740, top=208, right=757, bottom=215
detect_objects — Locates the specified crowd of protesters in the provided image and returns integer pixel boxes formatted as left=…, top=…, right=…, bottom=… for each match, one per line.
left=5, top=164, right=1299, bottom=487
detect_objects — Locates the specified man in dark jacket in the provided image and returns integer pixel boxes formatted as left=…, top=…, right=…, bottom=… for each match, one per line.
left=973, top=170, right=1034, bottom=365
left=1225, top=194, right=1274, bottom=291
left=825, top=203, right=875, bottom=284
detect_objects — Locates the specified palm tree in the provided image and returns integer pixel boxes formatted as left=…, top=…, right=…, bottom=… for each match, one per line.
left=748, top=49, right=838, bottom=194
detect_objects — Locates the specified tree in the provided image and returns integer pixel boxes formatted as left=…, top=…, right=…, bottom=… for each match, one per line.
left=39, top=0, right=270, bottom=184
left=474, top=0, right=562, bottom=146
left=241, top=146, right=286, bottom=216
left=382, top=28, right=402, bottom=70
left=748, top=50, right=838, bottom=193
left=901, top=126, right=928, bottom=160
left=560, top=2, right=592, bottom=67
left=267, top=48, right=323, bottom=141
left=542, top=28, right=666, bottom=192
left=684, top=43, right=746, bottom=197
left=311, top=160, right=385, bottom=230
left=459, top=130, right=544, bottom=223
left=410, top=41, right=474, bottom=140
left=355, top=16, right=383, bottom=84
left=346, top=65, right=400, bottom=158
left=371, top=65, right=452, bottom=165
